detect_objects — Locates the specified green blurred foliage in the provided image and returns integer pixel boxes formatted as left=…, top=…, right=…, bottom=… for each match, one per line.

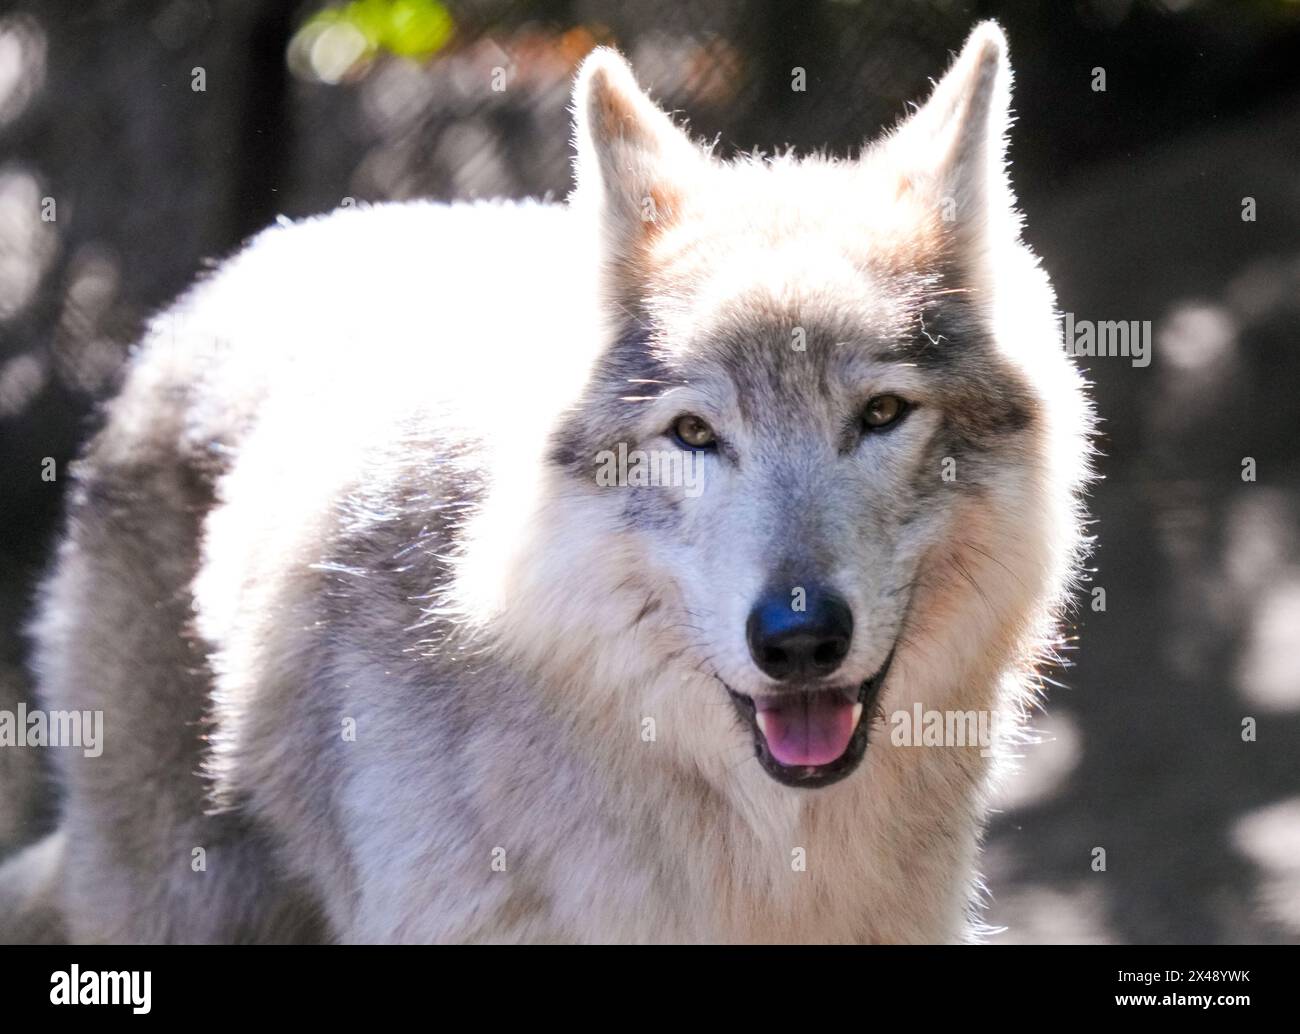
left=304, top=0, right=455, bottom=60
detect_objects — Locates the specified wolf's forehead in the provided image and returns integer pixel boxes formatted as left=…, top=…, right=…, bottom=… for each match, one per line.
left=653, top=269, right=936, bottom=382
left=637, top=212, right=1006, bottom=420
left=698, top=256, right=892, bottom=319
left=656, top=161, right=947, bottom=273
left=641, top=266, right=1016, bottom=428
left=644, top=306, right=891, bottom=434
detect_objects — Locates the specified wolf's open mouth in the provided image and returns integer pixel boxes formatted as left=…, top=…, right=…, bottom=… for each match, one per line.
left=727, top=649, right=894, bottom=789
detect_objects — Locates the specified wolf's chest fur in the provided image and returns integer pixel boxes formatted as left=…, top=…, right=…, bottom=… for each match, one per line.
left=16, top=22, right=1091, bottom=944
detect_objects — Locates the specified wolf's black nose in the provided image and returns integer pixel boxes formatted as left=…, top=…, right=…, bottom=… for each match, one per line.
left=746, top=585, right=853, bottom=682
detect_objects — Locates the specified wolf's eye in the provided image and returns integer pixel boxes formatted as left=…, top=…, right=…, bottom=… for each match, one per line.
left=862, top=394, right=908, bottom=431
left=672, top=414, right=717, bottom=450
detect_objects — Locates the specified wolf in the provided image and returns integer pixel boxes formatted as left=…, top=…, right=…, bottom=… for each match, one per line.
left=0, top=22, right=1092, bottom=943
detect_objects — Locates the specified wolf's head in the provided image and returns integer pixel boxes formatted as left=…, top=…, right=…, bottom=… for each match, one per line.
left=486, top=24, right=1091, bottom=794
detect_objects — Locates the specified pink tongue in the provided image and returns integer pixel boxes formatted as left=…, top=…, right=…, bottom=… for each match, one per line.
left=756, top=693, right=857, bottom=768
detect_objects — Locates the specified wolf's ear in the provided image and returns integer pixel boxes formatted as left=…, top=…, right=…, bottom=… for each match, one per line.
left=884, top=22, right=1016, bottom=258
left=571, top=48, right=704, bottom=296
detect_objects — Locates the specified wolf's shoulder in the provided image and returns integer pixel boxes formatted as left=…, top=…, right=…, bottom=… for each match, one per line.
left=66, top=194, right=595, bottom=624
left=176, top=194, right=584, bottom=393
left=94, top=197, right=590, bottom=464
left=213, top=196, right=576, bottom=301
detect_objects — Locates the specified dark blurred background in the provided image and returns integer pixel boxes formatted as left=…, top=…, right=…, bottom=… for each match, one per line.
left=1, top=0, right=1298, bottom=943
